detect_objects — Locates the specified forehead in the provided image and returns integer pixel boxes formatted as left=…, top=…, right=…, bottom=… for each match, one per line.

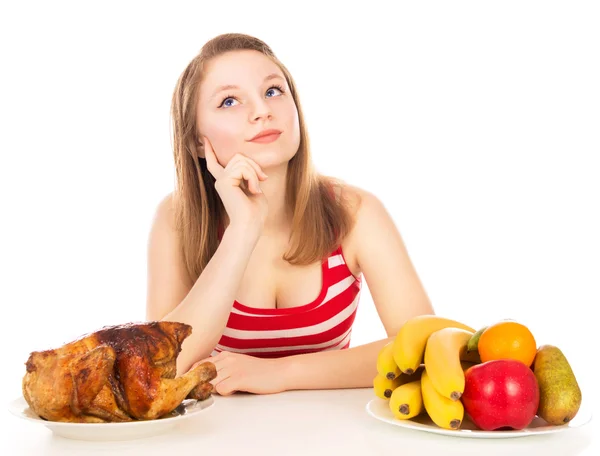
left=199, top=50, right=284, bottom=100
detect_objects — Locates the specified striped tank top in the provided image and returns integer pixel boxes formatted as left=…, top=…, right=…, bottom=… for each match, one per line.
left=210, top=246, right=362, bottom=358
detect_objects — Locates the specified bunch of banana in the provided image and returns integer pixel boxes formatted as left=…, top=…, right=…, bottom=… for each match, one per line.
left=373, top=366, right=424, bottom=418
left=392, top=315, right=475, bottom=374
left=373, top=341, right=424, bottom=405
left=373, top=315, right=482, bottom=431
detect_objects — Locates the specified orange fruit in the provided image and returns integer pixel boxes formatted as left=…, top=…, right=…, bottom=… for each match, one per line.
left=477, top=321, right=537, bottom=367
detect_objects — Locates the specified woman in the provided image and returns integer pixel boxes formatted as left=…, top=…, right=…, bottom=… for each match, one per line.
left=146, top=33, right=434, bottom=396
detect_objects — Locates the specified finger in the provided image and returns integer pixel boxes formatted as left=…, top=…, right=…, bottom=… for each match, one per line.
left=225, top=154, right=268, bottom=181
left=210, top=352, right=236, bottom=373
left=210, top=369, right=232, bottom=395
left=240, top=156, right=268, bottom=181
left=202, top=137, right=224, bottom=178
left=225, top=162, right=262, bottom=194
left=241, top=168, right=262, bottom=195
left=223, top=153, right=247, bottom=171
left=191, top=348, right=231, bottom=368
left=214, top=376, right=237, bottom=396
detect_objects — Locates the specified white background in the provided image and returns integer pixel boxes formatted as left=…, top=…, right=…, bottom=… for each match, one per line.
left=1, top=0, right=598, bottom=446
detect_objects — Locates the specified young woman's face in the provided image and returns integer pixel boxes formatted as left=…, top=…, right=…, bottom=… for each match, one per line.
left=196, top=50, right=301, bottom=170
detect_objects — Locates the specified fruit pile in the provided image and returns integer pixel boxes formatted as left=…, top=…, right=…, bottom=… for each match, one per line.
left=373, top=315, right=582, bottom=431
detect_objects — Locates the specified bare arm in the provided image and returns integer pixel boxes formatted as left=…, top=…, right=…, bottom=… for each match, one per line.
left=278, top=337, right=394, bottom=391
left=148, top=135, right=268, bottom=376
left=351, top=189, right=434, bottom=335
left=146, top=194, right=259, bottom=376
left=279, top=188, right=434, bottom=390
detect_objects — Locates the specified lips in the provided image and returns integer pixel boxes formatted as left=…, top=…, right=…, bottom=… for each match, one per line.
left=249, top=129, right=282, bottom=142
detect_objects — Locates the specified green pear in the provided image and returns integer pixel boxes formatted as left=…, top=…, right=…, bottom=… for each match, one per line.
left=466, top=326, right=488, bottom=353
left=532, top=345, right=582, bottom=425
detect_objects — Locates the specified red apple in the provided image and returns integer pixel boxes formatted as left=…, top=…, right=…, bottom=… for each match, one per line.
left=461, top=359, right=540, bottom=431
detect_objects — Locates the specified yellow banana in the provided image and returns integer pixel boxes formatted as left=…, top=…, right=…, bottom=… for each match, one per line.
left=373, top=373, right=403, bottom=400
left=424, top=327, right=474, bottom=400
left=421, top=369, right=464, bottom=430
left=376, top=341, right=401, bottom=380
left=392, top=315, right=475, bottom=375
left=389, top=380, right=424, bottom=420
left=373, top=365, right=425, bottom=400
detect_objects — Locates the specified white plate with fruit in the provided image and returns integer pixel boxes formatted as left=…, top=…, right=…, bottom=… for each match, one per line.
left=366, top=397, right=592, bottom=439
left=368, top=315, right=592, bottom=438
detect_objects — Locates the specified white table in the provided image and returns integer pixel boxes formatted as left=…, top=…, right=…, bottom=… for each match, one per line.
left=4, top=388, right=597, bottom=455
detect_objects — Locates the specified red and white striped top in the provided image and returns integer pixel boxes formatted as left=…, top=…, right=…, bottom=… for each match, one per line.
left=211, top=246, right=362, bottom=358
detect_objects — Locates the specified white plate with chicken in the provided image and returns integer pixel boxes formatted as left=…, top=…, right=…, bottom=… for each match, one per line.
left=9, top=395, right=215, bottom=441
left=9, top=321, right=217, bottom=441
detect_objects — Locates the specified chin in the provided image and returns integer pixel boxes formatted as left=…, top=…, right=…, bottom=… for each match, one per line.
left=248, top=146, right=297, bottom=170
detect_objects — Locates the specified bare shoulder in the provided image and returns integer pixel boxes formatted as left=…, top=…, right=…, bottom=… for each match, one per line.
left=333, top=182, right=389, bottom=276
left=336, top=183, right=434, bottom=331
left=151, top=192, right=177, bottom=230
left=336, top=182, right=388, bottom=228
left=147, top=191, right=193, bottom=321
left=148, top=191, right=184, bottom=266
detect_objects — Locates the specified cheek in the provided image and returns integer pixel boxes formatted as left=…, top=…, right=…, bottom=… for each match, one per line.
left=282, top=103, right=301, bottom=146
left=203, top=118, right=243, bottom=165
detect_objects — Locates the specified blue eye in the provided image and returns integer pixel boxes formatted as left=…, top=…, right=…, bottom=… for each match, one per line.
left=220, top=97, right=238, bottom=108
left=218, top=84, right=285, bottom=109
left=266, top=85, right=284, bottom=97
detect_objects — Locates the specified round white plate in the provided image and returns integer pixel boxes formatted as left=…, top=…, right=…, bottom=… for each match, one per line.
left=8, top=395, right=215, bottom=441
left=366, top=398, right=592, bottom=439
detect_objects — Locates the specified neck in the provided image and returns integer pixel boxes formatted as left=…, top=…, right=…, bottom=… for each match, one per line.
left=221, top=162, right=291, bottom=235
left=259, top=162, right=290, bottom=233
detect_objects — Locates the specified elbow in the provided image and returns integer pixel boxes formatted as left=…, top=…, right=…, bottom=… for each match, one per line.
left=146, top=302, right=176, bottom=323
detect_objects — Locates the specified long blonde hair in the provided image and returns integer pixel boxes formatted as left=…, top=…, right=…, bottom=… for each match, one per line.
left=170, top=33, right=356, bottom=282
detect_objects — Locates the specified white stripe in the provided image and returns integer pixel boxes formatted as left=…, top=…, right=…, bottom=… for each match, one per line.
left=327, top=254, right=345, bottom=268
left=230, top=274, right=357, bottom=317
left=222, top=291, right=360, bottom=340
left=215, top=326, right=353, bottom=354
left=324, top=331, right=352, bottom=351
left=318, top=275, right=356, bottom=307
left=231, top=308, right=276, bottom=317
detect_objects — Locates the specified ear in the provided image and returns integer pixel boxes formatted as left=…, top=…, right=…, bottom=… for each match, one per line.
left=196, top=136, right=205, bottom=158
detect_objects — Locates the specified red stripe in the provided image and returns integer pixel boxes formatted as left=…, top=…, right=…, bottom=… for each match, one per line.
left=240, top=335, right=352, bottom=358
left=326, top=262, right=356, bottom=286
left=226, top=280, right=360, bottom=331
left=218, top=309, right=358, bottom=350
left=213, top=246, right=361, bottom=359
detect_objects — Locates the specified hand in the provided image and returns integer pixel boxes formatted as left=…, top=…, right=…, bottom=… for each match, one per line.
left=203, top=136, right=268, bottom=233
left=191, top=351, right=286, bottom=396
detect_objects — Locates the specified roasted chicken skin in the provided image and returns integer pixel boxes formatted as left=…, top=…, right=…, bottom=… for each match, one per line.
left=22, top=321, right=216, bottom=423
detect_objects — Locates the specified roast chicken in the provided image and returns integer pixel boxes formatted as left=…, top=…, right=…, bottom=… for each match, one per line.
left=22, top=321, right=216, bottom=423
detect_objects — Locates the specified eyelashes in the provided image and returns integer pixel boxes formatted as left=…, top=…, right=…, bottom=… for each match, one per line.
left=218, top=85, right=286, bottom=109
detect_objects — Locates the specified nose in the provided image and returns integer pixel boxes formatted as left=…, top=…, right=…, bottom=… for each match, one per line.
left=249, top=97, right=273, bottom=123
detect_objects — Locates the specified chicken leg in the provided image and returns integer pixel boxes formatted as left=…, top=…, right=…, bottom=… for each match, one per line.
left=135, top=361, right=217, bottom=420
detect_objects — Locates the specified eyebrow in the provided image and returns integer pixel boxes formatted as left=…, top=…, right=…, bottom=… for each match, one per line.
left=209, top=73, right=284, bottom=100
